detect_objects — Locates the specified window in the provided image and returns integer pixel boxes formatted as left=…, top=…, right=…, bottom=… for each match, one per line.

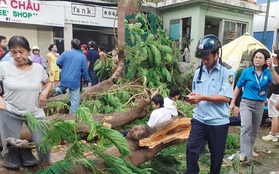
left=170, top=19, right=180, bottom=41
left=221, top=20, right=247, bottom=45
left=182, top=17, right=191, bottom=49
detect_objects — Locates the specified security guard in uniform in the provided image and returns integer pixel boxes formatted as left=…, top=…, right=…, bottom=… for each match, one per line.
left=186, top=34, right=234, bottom=174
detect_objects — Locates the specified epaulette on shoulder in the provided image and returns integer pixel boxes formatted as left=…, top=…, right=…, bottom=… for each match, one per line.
left=221, top=62, right=232, bottom=69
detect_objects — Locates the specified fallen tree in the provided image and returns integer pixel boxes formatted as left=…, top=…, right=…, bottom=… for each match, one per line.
left=0, top=117, right=191, bottom=174
left=88, top=117, right=191, bottom=171
left=0, top=97, right=151, bottom=149
left=46, top=47, right=126, bottom=106
left=80, top=47, right=126, bottom=102
left=0, top=12, right=191, bottom=173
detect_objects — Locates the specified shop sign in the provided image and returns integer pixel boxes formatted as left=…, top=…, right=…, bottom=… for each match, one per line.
left=102, top=7, right=117, bottom=19
left=65, top=2, right=117, bottom=28
left=72, top=3, right=95, bottom=17
left=0, top=0, right=64, bottom=27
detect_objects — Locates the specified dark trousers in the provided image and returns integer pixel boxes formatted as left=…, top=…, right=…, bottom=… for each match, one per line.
left=88, top=70, right=98, bottom=87
left=0, top=81, right=4, bottom=96
left=186, top=119, right=229, bottom=174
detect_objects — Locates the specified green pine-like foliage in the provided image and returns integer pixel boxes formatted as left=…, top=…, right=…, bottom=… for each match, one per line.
left=24, top=106, right=151, bottom=174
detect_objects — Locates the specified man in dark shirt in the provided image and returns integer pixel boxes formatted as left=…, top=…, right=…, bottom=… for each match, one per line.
left=86, top=41, right=100, bottom=86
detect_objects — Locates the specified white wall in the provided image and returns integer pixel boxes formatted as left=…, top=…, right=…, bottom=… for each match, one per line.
left=253, top=1, right=279, bottom=32
left=63, top=23, right=73, bottom=50
left=0, top=22, right=53, bottom=58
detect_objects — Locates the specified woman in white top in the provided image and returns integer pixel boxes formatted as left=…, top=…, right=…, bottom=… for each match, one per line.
left=0, top=35, right=52, bottom=169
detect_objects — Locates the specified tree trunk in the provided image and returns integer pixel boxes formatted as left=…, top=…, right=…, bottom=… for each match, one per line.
left=67, top=117, right=191, bottom=173
left=0, top=117, right=191, bottom=174
left=80, top=48, right=126, bottom=101
left=117, top=0, right=139, bottom=46
left=0, top=98, right=151, bottom=149
left=47, top=47, right=126, bottom=103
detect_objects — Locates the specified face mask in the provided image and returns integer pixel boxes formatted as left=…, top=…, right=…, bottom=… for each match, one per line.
left=53, top=48, right=58, bottom=53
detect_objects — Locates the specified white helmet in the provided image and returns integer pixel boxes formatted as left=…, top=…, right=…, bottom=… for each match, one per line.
left=32, top=46, right=40, bottom=51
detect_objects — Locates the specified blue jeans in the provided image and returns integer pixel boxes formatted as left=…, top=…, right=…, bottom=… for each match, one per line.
left=89, top=70, right=98, bottom=86
left=69, top=88, right=80, bottom=114
left=56, top=86, right=67, bottom=95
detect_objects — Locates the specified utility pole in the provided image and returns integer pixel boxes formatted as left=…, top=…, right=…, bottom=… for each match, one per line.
left=262, top=0, right=271, bottom=45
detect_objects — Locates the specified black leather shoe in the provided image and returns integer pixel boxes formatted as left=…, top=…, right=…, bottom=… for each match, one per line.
left=3, top=146, right=21, bottom=169
left=19, top=148, right=39, bottom=167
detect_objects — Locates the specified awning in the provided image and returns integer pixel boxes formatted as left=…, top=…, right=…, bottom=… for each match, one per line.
left=222, top=32, right=270, bottom=72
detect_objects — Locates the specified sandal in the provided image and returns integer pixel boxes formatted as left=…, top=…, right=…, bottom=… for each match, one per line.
left=239, top=156, right=247, bottom=162
left=252, top=151, right=258, bottom=157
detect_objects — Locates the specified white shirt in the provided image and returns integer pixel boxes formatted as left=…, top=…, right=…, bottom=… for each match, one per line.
left=147, top=107, right=172, bottom=127
left=0, top=60, right=48, bottom=118
left=164, top=97, right=178, bottom=116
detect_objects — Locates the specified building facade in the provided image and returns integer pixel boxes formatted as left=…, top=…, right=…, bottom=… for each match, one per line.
left=153, top=0, right=264, bottom=63
left=0, top=0, right=64, bottom=57
left=64, top=1, right=117, bottom=52
left=0, top=0, right=267, bottom=63
left=0, top=0, right=117, bottom=58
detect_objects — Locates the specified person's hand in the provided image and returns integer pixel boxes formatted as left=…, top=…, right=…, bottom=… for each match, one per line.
left=229, top=101, right=235, bottom=112
left=38, top=91, right=48, bottom=107
left=50, top=70, right=53, bottom=76
left=186, top=92, right=202, bottom=104
left=264, top=98, right=269, bottom=106
left=185, top=94, right=191, bottom=103
left=275, top=100, right=279, bottom=111
left=0, top=97, right=6, bottom=110
left=83, top=79, right=89, bottom=87
left=266, top=58, right=273, bottom=70
left=232, top=106, right=240, bottom=116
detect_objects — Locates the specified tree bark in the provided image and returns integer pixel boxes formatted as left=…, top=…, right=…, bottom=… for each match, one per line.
left=47, top=48, right=126, bottom=103
left=69, top=117, right=191, bottom=173
left=80, top=48, right=126, bottom=101
left=0, top=117, right=191, bottom=173
left=0, top=98, right=151, bottom=149
left=56, top=117, right=190, bottom=173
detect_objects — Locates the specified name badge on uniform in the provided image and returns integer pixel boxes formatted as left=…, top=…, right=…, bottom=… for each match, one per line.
left=258, top=90, right=265, bottom=97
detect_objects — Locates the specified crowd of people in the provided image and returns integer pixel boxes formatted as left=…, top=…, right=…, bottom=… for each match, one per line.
left=185, top=35, right=279, bottom=173
left=0, top=35, right=112, bottom=169
left=0, top=33, right=279, bottom=174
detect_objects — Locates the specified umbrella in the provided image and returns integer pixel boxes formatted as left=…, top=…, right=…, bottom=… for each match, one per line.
left=222, top=32, right=270, bottom=72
